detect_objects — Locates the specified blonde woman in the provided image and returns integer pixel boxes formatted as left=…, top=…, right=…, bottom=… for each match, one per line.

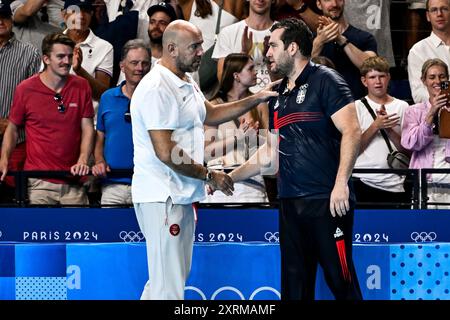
left=401, top=58, right=450, bottom=208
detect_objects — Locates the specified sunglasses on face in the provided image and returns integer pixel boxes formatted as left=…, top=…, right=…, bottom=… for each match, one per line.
left=54, top=93, right=65, bottom=113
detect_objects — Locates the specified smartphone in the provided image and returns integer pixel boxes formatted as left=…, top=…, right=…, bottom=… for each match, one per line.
left=440, top=81, right=450, bottom=106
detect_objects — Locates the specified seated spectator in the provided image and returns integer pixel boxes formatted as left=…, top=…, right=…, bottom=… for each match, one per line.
left=0, top=32, right=95, bottom=205
left=202, top=53, right=268, bottom=203
left=10, top=0, right=61, bottom=53
left=0, top=1, right=40, bottom=203
left=62, top=0, right=113, bottom=104
left=353, top=56, right=411, bottom=209
left=401, top=58, right=450, bottom=209
left=92, top=39, right=151, bottom=206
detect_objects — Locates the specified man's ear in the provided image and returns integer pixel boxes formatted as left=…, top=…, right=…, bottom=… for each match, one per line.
left=167, top=42, right=177, bottom=56
left=289, top=42, right=299, bottom=57
left=42, top=54, right=50, bottom=66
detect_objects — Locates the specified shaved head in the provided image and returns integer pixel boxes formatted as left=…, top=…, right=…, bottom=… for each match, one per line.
left=161, top=20, right=204, bottom=74
left=163, top=20, right=202, bottom=48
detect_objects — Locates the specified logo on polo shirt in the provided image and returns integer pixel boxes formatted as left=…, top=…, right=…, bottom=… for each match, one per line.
left=273, top=100, right=279, bottom=110
left=170, top=224, right=180, bottom=236
left=296, top=84, right=308, bottom=104
left=69, top=103, right=78, bottom=108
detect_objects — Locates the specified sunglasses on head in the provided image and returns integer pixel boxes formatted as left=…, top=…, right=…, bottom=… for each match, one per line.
left=124, top=101, right=131, bottom=123
left=54, top=93, right=65, bottom=113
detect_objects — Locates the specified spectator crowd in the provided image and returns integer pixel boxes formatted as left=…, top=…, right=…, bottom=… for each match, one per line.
left=0, top=0, right=450, bottom=208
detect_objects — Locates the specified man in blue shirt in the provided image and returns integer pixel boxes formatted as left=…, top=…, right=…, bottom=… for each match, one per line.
left=230, top=18, right=362, bottom=300
left=92, top=39, right=151, bottom=205
left=311, top=0, right=377, bottom=100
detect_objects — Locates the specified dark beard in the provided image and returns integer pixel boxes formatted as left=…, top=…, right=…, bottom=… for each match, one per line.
left=149, top=33, right=162, bottom=44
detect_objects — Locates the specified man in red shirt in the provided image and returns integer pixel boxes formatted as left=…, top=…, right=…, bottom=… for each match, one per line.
left=0, top=32, right=95, bottom=205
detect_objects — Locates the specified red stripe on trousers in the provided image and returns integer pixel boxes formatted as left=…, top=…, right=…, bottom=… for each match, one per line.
left=336, top=239, right=352, bottom=282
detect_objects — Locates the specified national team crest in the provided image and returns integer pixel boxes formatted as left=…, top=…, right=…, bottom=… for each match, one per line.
left=296, top=84, right=309, bottom=104
left=170, top=224, right=180, bottom=236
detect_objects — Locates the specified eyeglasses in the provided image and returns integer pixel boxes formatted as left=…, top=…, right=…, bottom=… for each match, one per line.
left=54, top=93, right=65, bottom=113
left=124, top=101, right=131, bottom=123
left=428, top=6, right=450, bottom=14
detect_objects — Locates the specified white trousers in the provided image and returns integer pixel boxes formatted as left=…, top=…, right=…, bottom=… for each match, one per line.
left=134, top=198, right=195, bottom=300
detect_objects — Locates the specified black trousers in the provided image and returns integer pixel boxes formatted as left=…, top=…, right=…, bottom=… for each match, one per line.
left=279, top=198, right=362, bottom=300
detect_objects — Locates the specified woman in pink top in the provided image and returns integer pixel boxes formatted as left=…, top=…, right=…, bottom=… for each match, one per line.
left=401, top=58, right=450, bottom=208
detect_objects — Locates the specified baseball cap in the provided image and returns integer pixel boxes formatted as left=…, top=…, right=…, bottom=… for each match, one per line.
left=0, top=0, right=12, bottom=18
left=147, top=2, right=177, bottom=22
left=64, top=0, right=93, bottom=10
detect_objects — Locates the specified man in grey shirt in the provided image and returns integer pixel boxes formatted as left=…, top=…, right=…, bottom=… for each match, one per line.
left=0, top=1, right=40, bottom=202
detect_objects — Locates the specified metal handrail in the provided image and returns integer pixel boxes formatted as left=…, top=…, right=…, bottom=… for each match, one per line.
left=2, top=168, right=450, bottom=209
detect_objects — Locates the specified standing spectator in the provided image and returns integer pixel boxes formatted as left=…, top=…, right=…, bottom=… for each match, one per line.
left=312, top=0, right=377, bottom=100
left=92, top=39, right=151, bottom=205
left=203, top=53, right=268, bottom=203
left=130, top=20, right=278, bottom=300
left=353, top=56, right=411, bottom=209
left=10, top=0, right=61, bottom=53
left=212, top=0, right=275, bottom=93
left=402, top=58, right=450, bottom=209
left=0, top=0, right=40, bottom=203
left=62, top=0, right=113, bottom=103
left=408, top=0, right=450, bottom=103
left=0, top=32, right=95, bottom=205
left=230, top=18, right=362, bottom=300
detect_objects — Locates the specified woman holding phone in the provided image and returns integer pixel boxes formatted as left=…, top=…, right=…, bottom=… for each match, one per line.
left=401, top=58, right=450, bottom=208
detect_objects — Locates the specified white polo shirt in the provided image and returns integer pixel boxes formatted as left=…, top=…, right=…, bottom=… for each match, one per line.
left=68, top=29, right=114, bottom=78
left=65, top=29, right=113, bottom=120
left=131, top=63, right=207, bottom=204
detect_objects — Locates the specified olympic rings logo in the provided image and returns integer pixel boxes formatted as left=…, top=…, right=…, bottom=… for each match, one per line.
left=264, top=232, right=279, bottom=243
left=256, top=77, right=271, bottom=86
left=119, top=231, right=145, bottom=242
left=410, top=231, right=437, bottom=242
left=185, top=286, right=281, bottom=300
